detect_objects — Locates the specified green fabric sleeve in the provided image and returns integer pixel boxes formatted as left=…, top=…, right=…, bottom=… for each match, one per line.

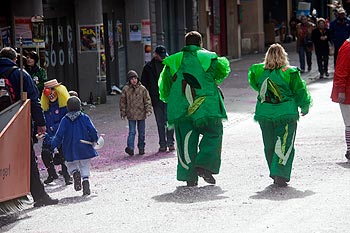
left=289, top=70, right=312, bottom=114
left=214, top=57, right=231, bottom=84
left=248, top=63, right=264, bottom=91
left=158, top=66, right=172, bottom=103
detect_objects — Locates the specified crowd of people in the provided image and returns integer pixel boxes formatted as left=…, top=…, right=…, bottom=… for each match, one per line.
left=294, top=6, right=350, bottom=79
left=1, top=11, right=350, bottom=210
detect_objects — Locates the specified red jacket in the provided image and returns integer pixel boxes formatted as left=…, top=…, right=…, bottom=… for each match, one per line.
left=331, top=39, right=350, bottom=104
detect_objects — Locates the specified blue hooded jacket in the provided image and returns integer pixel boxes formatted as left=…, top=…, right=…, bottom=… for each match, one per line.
left=50, top=111, right=98, bottom=162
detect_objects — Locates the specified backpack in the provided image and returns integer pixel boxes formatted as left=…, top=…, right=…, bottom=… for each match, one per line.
left=0, top=66, right=18, bottom=112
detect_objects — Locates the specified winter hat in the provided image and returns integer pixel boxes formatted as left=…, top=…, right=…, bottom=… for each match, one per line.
left=155, top=45, right=169, bottom=59
left=127, top=70, right=139, bottom=80
left=67, top=96, right=81, bottom=112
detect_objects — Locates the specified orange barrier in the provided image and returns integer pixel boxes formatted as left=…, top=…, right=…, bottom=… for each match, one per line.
left=0, top=100, right=31, bottom=202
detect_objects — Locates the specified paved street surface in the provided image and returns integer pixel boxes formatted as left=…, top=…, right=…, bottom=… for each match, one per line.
left=1, top=42, right=350, bottom=232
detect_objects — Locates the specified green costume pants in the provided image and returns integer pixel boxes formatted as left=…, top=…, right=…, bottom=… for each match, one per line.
left=174, top=118, right=223, bottom=182
left=259, top=120, right=297, bottom=182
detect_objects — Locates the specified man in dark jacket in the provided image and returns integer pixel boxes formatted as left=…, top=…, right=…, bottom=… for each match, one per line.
left=0, top=47, right=58, bottom=207
left=329, top=7, right=350, bottom=67
left=141, top=45, right=175, bottom=152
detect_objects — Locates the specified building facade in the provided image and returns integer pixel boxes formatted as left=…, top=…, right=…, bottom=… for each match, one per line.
left=0, top=0, right=338, bottom=103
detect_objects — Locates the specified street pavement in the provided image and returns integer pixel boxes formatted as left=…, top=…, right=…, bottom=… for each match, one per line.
left=1, top=41, right=350, bottom=233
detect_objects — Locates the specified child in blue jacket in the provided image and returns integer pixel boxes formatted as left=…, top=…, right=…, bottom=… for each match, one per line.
left=50, top=96, right=99, bottom=195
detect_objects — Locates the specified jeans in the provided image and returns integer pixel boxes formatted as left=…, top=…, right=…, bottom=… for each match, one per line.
left=153, top=101, right=175, bottom=147
left=66, top=159, right=91, bottom=179
left=127, top=119, right=145, bottom=150
left=299, top=45, right=312, bottom=70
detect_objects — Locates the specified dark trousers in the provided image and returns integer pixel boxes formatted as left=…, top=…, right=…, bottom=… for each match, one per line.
left=299, top=45, right=312, bottom=70
left=315, top=52, right=329, bottom=75
left=30, top=141, right=47, bottom=201
left=153, top=101, right=174, bottom=147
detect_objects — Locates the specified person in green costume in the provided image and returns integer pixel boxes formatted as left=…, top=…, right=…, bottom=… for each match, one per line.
left=158, top=31, right=231, bottom=186
left=248, top=43, right=312, bottom=187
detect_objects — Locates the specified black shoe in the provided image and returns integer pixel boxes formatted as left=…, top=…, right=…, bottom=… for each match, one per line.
left=345, top=151, right=350, bottom=160
left=125, top=147, right=134, bottom=156
left=82, top=180, right=91, bottom=196
left=139, top=148, right=145, bottom=155
left=325, top=72, right=329, bottom=77
left=73, top=171, right=82, bottom=191
left=319, top=75, right=324, bottom=79
left=195, top=167, right=216, bottom=184
left=274, top=176, right=288, bottom=187
left=186, top=181, right=198, bottom=187
left=168, top=145, right=175, bottom=151
left=64, top=176, right=73, bottom=185
left=34, top=195, right=58, bottom=207
left=158, top=146, right=167, bottom=152
left=43, top=174, right=59, bottom=184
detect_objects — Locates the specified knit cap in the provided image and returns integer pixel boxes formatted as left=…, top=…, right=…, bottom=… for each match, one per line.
left=127, top=70, right=138, bottom=80
left=67, top=96, right=81, bottom=112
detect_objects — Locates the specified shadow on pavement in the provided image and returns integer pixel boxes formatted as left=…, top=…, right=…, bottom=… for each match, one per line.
left=0, top=212, right=31, bottom=231
left=0, top=194, right=94, bottom=230
left=58, top=195, right=95, bottom=206
left=249, top=184, right=315, bottom=201
left=96, top=151, right=176, bottom=171
left=152, top=185, right=228, bottom=204
left=336, top=162, right=350, bottom=169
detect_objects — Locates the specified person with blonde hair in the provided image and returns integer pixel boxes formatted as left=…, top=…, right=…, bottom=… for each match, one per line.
left=248, top=43, right=312, bottom=187
left=40, top=79, right=72, bottom=185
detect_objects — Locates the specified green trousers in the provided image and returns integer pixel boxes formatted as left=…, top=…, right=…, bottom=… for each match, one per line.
left=174, top=118, right=223, bottom=182
left=259, top=120, right=297, bottom=182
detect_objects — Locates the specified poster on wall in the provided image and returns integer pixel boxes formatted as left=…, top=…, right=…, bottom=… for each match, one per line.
left=99, top=51, right=106, bottom=80
left=141, top=19, right=151, bottom=63
left=14, top=17, right=45, bottom=48
left=143, top=37, right=151, bottom=63
left=141, top=19, right=150, bottom=37
left=1, top=26, right=11, bottom=48
left=99, top=24, right=105, bottom=51
left=80, top=25, right=98, bottom=51
left=108, top=20, right=115, bottom=61
left=129, top=23, right=141, bottom=41
left=297, top=2, right=311, bottom=17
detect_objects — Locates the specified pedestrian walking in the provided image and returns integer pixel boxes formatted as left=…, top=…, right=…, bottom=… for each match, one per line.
left=141, top=45, right=175, bottom=152
left=248, top=43, right=312, bottom=187
left=296, top=15, right=315, bottom=73
left=158, top=31, right=231, bottom=186
left=329, top=8, right=350, bottom=68
left=48, top=96, right=99, bottom=195
left=330, top=37, right=350, bottom=161
left=0, top=47, right=58, bottom=207
left=311, top=18, right=330, bottom=79
left=120, top=70, right=152, bottom=156
left=40, top=79, right=72, bottom=185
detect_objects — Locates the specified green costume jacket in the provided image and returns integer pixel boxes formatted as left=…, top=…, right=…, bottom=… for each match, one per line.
left=248, top=63, right=311, bottom=123
left=158, top=45, right=231, bottom=126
